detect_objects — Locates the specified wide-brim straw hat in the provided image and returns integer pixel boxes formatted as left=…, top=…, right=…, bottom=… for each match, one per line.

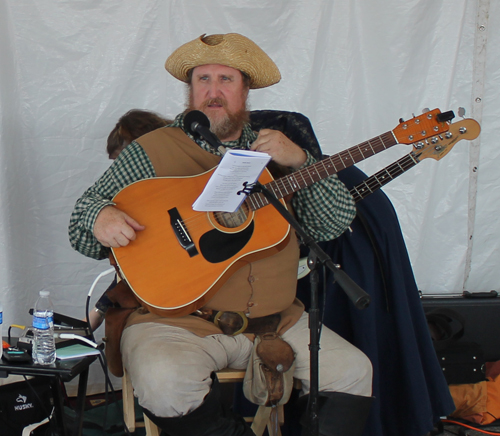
left=165, top=33, right=281, bottom=89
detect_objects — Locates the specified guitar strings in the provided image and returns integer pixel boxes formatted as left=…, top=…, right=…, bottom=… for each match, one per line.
left=243, top=116, right=434, bottom=209
left=268, top=116, right=433, bottom=200
left=268, top=132, right=395, bottom=202
left=174, top=205, right=253, bottom=234
left=171, top=129, right=401, bottom=234
left=176, top=134, right=393, bottom=233
left=350, top=153, right=417, bottom=202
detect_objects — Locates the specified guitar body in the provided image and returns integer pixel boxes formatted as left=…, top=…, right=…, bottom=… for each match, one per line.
left=111, top=168, right=290, bottom=317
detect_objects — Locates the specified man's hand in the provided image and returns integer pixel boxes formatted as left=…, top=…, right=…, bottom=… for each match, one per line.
left=93, top=206, right=145, bottom=248
left=250, top=129, right=307, bottom=169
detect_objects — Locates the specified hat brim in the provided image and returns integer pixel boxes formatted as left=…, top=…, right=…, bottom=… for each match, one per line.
left=165, top=33, right=281, bottom=89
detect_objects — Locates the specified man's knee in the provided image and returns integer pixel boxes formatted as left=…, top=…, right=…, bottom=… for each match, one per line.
left=127, top=356, right=212, bottom=417
left=335, top=348, right=372, bottom=396
left=348, top=349, right=373, bottom=395
left=320, top=346, right=373, bottom=396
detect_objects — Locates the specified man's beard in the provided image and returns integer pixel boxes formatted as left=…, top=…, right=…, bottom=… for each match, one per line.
left=186, top=96, right=250, bottom=141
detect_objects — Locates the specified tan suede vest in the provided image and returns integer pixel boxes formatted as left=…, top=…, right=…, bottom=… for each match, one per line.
left=125, top=127, right=304, bottom=336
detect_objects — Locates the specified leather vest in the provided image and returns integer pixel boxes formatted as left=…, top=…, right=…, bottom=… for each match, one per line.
left=127, top=127, right=303, bottom=335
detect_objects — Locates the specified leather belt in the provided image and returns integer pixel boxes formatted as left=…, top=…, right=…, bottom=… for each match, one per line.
left=192, top=309, right=281, bottom=336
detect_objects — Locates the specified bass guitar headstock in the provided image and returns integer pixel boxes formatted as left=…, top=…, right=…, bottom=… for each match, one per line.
left=412, top=118, right=480, bottom=161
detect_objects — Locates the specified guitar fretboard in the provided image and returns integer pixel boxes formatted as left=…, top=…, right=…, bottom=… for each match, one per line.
left=246, top=131, right=397, bottom=210
left=350, top=152, right=421, bottom=202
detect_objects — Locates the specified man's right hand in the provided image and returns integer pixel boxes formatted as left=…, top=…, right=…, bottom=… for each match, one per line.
left=93, top=206, right=145, bottom=248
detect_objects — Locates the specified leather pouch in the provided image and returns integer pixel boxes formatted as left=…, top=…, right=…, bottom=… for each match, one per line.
left=243, top=333, right=296, bottom=407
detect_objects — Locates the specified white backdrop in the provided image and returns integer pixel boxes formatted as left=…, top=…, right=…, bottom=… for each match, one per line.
left=1, top=0, right=498, bottom=393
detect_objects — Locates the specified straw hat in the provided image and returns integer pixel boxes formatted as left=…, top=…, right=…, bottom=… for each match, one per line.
left=165, top=33, right=281, bottom=89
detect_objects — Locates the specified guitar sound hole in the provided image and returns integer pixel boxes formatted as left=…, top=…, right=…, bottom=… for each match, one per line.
left=214, top=203, right=250, bottom=229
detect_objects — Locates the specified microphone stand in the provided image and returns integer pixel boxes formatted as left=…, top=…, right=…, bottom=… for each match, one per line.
left=249, top=182, right=370, bottom=436
left=183, top=111, right=370, bottom=433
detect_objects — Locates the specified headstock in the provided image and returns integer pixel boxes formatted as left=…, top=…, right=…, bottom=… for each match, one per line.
left=412, top=118, right=480, bottom=161
left=392, top=108, right=453, bottom=144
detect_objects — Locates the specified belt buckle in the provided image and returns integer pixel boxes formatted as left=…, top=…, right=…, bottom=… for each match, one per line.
left=214, top=311, right=249, bottom=336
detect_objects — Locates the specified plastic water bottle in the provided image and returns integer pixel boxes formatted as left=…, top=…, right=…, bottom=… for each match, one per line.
left=32, top=290, right=56, bottom=365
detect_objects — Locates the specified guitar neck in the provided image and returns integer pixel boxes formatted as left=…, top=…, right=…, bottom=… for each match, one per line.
left=350, top=152, right=420, bottom=202
left=246, top=130, right=397, bottom=210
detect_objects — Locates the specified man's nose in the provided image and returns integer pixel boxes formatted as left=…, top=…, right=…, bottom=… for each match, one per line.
left=207, top=82, right=221, bottom=98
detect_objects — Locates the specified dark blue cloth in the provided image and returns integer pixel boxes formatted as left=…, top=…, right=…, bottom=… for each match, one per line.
left=297, top=165, right=454, bottom=436
left=247, top=110, right=454, bottom=436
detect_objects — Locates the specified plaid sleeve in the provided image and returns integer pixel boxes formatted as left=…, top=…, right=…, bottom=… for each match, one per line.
left=68, top=142, right=155, bottom=259
left=291, top=151, right=355, bottom=242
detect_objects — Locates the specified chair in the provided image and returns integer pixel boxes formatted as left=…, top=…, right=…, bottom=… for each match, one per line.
left=122, top=367, right=286, bottom=436
left=122, top=366, right=160, bottom=436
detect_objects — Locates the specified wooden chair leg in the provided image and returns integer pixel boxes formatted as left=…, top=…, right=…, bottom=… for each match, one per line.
left=122, top=367, right=136, bottom=432
left=144, top=414, right=161, bottom=436
left=123, top=367, right=161, bottom=435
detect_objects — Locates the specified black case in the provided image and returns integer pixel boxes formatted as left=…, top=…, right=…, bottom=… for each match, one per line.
left=422, top=295, right=500, bottom=384
left=422, top=295, right=500, bottom=361
left=0, top=378, right=52, bottom=436
left=435, top=340, right=485, bottom=384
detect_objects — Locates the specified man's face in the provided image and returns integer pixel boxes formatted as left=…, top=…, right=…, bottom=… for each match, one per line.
left=188, top=64, right=249, bottom=141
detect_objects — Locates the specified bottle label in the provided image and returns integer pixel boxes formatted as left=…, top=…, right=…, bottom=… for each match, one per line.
left=33, top=315, right=54, bottom=330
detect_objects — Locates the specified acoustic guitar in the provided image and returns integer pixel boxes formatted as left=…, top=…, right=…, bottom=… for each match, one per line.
left=111, top=108, right=452, bottom=317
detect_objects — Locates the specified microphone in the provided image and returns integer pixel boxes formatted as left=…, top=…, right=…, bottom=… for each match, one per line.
left=184, top=110, right=225, bottom=153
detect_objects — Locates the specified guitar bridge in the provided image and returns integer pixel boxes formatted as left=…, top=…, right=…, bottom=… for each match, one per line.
left=168, top=208, right=199, bottom=257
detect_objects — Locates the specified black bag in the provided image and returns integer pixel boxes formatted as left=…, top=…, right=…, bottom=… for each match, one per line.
left=426, top=308, right=486, bottom=385
left=0, top=378, right=53, bottom=436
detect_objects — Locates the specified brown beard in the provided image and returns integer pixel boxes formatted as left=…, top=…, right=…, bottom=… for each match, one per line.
left=186, top=94, right=250, bottom=142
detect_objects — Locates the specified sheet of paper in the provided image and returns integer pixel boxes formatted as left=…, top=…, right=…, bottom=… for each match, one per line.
left=193, top=149, right=271, bottom=212
left=56, top=343, right=100, bottom=360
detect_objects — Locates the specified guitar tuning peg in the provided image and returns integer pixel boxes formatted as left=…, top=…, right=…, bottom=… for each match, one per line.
left=458, top=107, right=466, bottom=118
left=422, top=108, right=430, bottom=113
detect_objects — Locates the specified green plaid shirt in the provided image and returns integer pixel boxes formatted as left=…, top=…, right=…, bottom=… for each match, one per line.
left=69, top=113, right=355, bottom=259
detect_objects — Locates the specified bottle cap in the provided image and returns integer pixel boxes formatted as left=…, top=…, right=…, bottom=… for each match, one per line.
left=39, top=290, right=50, bottom=297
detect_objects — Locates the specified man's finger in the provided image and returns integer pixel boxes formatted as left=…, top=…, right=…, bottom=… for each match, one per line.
left=125, top=215, right=146, bottom=231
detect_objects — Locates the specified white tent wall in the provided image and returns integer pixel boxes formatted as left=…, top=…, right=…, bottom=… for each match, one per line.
left=0, top=0, right=498, bottom=394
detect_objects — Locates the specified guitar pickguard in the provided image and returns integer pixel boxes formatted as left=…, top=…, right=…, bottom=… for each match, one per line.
left=199, top=222, right=255, bottom=263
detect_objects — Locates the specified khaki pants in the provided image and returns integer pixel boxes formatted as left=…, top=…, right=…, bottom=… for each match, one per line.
left=121, top=312, right=372, bottom=417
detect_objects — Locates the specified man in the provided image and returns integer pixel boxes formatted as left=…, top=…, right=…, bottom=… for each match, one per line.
left=69, top=33, right=373, bottom=436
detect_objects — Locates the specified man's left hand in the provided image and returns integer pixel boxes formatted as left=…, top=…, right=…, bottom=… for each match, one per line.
left=250, top=129, right=307, bottom=169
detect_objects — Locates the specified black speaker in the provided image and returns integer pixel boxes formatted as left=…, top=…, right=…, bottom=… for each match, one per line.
left=421, top=294, right=500, bottom=362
